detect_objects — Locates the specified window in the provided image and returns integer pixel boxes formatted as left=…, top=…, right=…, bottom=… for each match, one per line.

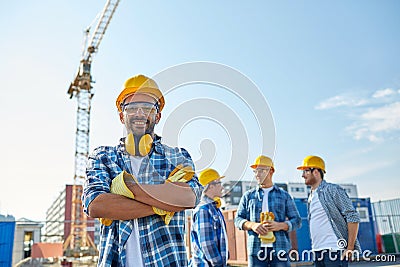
left=233, top=186, right=241, bottom=193
left=233, top=197, right=241, bottom=204
left=291, top=187, right=305, bottom=192
left=23, top=231, right=34, bottom=258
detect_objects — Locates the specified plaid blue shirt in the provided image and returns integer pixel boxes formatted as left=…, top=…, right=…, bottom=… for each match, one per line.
left=82, top=135, right=203, bottom=267
left=189, top=196, right=228, bottom=267
left=234, top=185, right=301, bottom=256
left=310, top=180, right=361, bottom=252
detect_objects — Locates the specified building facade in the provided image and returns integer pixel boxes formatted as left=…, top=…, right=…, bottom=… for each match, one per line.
left=12, top=218, right=43, bottom=266
left=222, top=180, right=358, bottom=209
left=223, top=180, right=258, bottom=209
left=44, top=185, right=97, bottom=246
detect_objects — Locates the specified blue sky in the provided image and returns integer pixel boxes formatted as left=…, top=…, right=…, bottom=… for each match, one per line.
left=1, top=1, right=399, bottom=221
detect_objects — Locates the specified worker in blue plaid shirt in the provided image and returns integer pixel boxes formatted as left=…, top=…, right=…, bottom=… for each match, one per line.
left=189, top=168, right=228, bottom=267
left=82, top=75, right=203, bottom=267
left=235, top=155, right=301, bottom=267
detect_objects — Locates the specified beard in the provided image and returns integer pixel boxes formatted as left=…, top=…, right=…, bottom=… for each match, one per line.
left=126, top=117, right=156, bottom=138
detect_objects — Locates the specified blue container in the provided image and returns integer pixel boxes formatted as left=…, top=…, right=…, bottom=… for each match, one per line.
left=293, top=198, right=312, bottom=261
left=352, top=198, right=378, bottom=254
left=0, top=221, right=16, bottom=267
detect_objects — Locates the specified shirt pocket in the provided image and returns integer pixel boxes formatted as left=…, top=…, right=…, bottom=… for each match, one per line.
left=248, top=199, right=260, bottom=222
left=271, top=197, right=286, bottom=220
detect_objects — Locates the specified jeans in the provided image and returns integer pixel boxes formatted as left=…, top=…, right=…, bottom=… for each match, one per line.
left=249, top=247, right=290, bottom=267
left=313, top=250, right=348, bottom=267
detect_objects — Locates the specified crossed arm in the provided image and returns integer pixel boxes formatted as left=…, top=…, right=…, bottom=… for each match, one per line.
left=88, top=182, right=196, bottom=220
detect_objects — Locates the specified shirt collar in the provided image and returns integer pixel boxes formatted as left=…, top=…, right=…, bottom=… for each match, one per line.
left=256, top=184, right=279, bottom=200
left=198, top=195, right=217, bottom=207
left=317, top=180, right=327, bottom=189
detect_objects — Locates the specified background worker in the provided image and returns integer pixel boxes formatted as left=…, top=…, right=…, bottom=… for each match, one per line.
left=82, top=74, right=203, bottom=267
left=189, top=168, right=228, bottom=267
left=235, top=156, right=301, bottom=267
left=297, top=155, right=361, bottom=267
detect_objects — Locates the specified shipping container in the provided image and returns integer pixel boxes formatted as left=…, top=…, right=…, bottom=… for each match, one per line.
left=353, top=198, right=378, bottom=254
left=0, top=220, right=16, bottom=267
left=292, top=198, right=312, bottom=261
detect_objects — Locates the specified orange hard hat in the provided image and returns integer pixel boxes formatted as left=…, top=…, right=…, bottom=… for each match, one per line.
left=199, top=168, right=225, bottom=186
left=116, top=74, right=165, bottom=112
left=250, top=155, right=274, bottom=169
left=297, top=155, right=326, bottom=173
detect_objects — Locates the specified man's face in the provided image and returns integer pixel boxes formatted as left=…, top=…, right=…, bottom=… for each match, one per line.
left=254, top=167, right=273, bottom=185
left=208, top=179, right=224, bottom=198
left=119, top=94, right=161, bottom=137
left=302, top=168, right=318, bottom=186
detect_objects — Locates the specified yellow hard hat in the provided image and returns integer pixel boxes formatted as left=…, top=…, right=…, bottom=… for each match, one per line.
left=199, top=168, right=225, bottom=186
left=297, top=155, right=326, bottom=173
left=116, top=74, right=165, bottom=112
left=250, top=155, right=274, bottom=169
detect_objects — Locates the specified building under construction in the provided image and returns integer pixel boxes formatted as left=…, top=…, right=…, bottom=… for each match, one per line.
left=43, top=185, right=98, bottom=252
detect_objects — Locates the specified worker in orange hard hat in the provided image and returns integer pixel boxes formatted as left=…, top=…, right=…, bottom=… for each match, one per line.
left=235, top=155, right=301, bottom=267
left=82, top=74, right=203, bottom=266
left=189, top=168, right=228, bottom=266
left=297, top=155, right=361, bottom=266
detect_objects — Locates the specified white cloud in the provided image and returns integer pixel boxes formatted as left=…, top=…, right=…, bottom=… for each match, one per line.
left=372, top=88, right=396, bottom=98
left=315, top=94, right=368, bottom=110
left=346, top=102, right=400, bottom=142
left=318, top=88, right=400, bottom=142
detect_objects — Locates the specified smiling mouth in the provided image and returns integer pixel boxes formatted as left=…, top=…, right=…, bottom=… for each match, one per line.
left=133, top=121, right=147, bottom=126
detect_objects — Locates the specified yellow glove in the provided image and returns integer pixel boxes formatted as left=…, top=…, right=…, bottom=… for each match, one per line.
left=259, top=211, right=276, bottom=244
left=213, top=197, right=222, bottom=208
left=152, top=165, right=194, bottom=224
left=110, top=170, right=138, bottom=199
left=167, top=164, right=195, bottom=182
left=100, top=171, right=139, bottom=226
left=152, top=206, right=175, bottom=225
left=99, top=217, right=113, bottom=226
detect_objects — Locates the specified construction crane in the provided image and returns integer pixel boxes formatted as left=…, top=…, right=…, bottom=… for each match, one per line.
left=65, top=0, right=120, bottom=257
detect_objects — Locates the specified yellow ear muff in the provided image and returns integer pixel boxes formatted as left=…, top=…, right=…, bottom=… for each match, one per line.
left=138, top=134, right=153, bottom=156
left=125, top=133, right=136, bottom=155
left=125, top=133, right=153, bottom=156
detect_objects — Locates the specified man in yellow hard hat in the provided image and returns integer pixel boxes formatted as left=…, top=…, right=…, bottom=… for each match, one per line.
left=297, top=155, right=361, bottom=267
left=235, top=155, right=301, bottom=267
left=189, top=168, right=228, bottom=266
left=82, top=74, right=203, bottom=266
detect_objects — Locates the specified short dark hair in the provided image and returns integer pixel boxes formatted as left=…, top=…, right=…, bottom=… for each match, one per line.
left=317, top=169, right=324, bottom=179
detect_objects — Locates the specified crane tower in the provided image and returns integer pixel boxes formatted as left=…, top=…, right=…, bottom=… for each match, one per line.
left=65, top=0, right=120, bottom=256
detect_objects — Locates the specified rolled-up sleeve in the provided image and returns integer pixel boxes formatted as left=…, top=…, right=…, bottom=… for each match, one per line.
left=82, top=147, right=118, bottom=215
left=334, top=186, right=360, bottom=223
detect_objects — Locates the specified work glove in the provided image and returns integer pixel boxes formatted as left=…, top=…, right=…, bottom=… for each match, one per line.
left=214, top=197, right=222, bottom=209
left=110, top=170, right=137, bottom=199
left=152, top=206, right=175, bottom=225
left=153, top=164, right=195, bottom=224
left=166, top=164, right=195, bottom=182
left=100, top=171, right=138, bottom=226
left=259, top=211, right=276, bottom=244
